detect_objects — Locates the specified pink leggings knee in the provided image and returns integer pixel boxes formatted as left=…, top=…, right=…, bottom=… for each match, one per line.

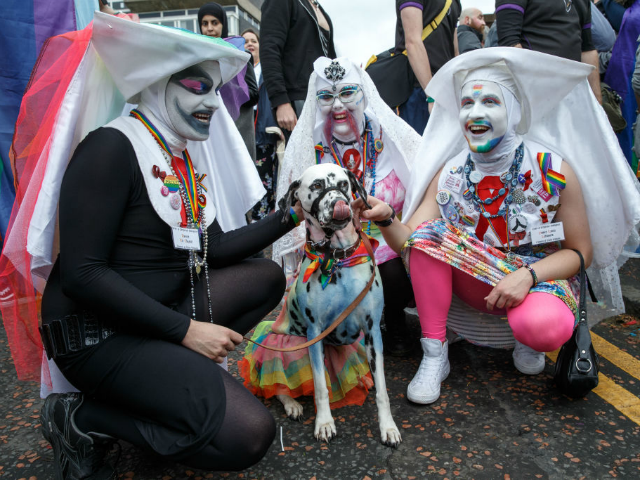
left=409, top=249, right=574, bottom=352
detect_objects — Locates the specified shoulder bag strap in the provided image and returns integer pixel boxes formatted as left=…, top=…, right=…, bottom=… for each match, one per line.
left=402, top=0, right=453, bottom=55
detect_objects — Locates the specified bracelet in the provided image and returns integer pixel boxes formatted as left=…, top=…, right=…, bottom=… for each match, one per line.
left=289, top=207, right=301, bottom=227
left=524, top=264, right=538, bottom=287
left=374, top=204, right=395, bottom=227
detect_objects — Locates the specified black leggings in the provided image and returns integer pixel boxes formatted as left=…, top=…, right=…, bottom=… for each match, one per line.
left=378, top=257, right=414, bottom=330
left=55, top=259, right=284, bottom=471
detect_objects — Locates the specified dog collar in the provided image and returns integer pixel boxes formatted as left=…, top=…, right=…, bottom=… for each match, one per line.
left=303, top=236, right=378, bottom=289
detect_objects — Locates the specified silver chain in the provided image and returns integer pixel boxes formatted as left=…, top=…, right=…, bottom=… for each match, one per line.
left=156, top=145, right=214, bottom=324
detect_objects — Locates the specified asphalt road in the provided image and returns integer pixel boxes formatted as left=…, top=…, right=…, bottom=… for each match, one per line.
left=1, top=259, right=639, bottom=479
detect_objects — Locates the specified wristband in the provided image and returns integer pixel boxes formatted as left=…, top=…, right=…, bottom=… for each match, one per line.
left=374, top=204, right=395, bottom=227
left=524, top=264, right=538, bottom=287
left=289, top=207, right=301, bottom=227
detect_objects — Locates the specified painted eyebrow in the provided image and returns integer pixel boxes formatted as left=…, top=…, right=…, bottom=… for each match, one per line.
left=460, top=96, right=474, bottom=104
left=482, top=94, right=502, bottom=104
left=171, top=64, right=213, bottom=84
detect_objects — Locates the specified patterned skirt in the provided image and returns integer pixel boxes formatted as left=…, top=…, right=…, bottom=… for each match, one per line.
left=239, top=282, right=373, bottom=410
left=403, top=219, right=579, bottom=318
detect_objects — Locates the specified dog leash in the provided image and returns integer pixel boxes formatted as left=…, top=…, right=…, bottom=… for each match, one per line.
left=244, top=230, right=376, bottom=352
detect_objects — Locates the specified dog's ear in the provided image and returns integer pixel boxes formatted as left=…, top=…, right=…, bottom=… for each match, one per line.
left=345, top=169, right=372, bottom=209
left=278, top=180, right=301, bottom=224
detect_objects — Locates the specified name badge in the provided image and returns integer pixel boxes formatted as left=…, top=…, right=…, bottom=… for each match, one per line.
left=443, top=173, right=464, bottom=193
left=172, top=227, right=201, bottom=251
left=531, top=222, right=565, bottom=246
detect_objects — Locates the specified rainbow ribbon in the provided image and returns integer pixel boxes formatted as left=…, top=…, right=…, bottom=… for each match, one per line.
left=130, top=109, right=201, bottom=224
left=537, top=152, right=566, bottom=196
left=315, top=143, right=325, bottom=164
left=175, top=149, right=200, bottom=221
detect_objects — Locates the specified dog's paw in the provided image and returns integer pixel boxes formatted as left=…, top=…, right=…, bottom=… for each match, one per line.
left=277, top=395, right=304, bottom=421
left=314, top=419, right=337, bottom=443
left=380, top=425, right=402, bottom=448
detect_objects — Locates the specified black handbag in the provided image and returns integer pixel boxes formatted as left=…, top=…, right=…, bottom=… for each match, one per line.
left=365, top=0, right=453, bottom=109
left=365, top=50, right=415, bottom=109
left=554, top=250, right=600, bottom=398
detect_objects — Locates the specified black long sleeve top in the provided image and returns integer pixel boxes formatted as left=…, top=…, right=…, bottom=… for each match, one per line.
left=496, top=0, right=594, bottom=62
left=41, top=127, right=293, bottom=343
left=260, top=0, right=336, bottom=107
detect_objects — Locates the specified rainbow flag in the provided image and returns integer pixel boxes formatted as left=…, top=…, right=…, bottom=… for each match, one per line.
left=537, top=152, right=566, bottom=196
left=0, top=0, right=94, bottom=242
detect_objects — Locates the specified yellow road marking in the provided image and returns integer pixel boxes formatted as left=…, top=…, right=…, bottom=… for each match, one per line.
left=547, top=336, right=640, bottom=426
left=590, top=332, right=640, bottom=380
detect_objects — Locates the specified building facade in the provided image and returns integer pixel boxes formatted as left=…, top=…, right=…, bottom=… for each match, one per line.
left=109, top=0, right=261, bottom=35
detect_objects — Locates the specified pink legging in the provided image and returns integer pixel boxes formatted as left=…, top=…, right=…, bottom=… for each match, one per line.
left=409, top=249, right=575, bottom=352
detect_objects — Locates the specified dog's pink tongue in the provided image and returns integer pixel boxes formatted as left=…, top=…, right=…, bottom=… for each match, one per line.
left=333, top=200, right=350, bottom=220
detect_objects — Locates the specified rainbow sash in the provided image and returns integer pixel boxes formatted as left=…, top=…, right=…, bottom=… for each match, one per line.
left=537, top=152, right=566, bottom=196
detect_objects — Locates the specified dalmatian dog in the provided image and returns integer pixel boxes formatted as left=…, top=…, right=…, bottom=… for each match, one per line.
left=278, top=163, right=401, bottom=447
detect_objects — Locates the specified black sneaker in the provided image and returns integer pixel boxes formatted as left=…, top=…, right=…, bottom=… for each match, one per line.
left=40, top=393, right=116, bottom=480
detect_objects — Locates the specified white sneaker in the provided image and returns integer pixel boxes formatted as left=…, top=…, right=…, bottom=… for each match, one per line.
left=513, top=339, right=545, bottom=375
left=407, top=338, right=450, bottom=404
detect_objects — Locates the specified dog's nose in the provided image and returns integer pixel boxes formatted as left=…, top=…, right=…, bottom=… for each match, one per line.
left=332, top=200, right=350, bottom=220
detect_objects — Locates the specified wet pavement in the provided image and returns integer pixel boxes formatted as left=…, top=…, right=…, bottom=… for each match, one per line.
left=1, top=258, right=639, bottom=479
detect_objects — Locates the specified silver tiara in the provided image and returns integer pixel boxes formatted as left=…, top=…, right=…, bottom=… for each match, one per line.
left=324, top=60, right=345, bottom=84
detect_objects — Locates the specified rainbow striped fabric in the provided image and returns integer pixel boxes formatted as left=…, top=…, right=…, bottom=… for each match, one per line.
left=537, top=152, right=566, bottom=196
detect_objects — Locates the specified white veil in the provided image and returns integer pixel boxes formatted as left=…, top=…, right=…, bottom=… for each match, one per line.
left=272, top=61, right=422, bottom=264
left=403, top=48, right=640, bottom=321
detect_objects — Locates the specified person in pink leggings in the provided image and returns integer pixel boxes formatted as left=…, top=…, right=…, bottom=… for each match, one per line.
left=352, top=48, right=640, bottom=405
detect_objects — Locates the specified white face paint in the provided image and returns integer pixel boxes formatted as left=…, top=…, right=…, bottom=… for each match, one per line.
left=165, top=60, right=222, bottom=141
left=316, top=83, right=366, bottom=142
left=458, top=81, right=508, bottom=154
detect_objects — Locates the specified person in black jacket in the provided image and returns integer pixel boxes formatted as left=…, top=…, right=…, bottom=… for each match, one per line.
left=260, top=0, right=336, bottom=138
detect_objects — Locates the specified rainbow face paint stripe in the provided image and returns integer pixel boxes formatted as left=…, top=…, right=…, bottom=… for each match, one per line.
left=472, top=135, right=504, bottom=153
left=472, top=84, right=483, bottom=98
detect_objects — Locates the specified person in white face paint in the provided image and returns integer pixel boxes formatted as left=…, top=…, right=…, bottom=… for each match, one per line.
left=273, top=57, right=422, bottom=358
left=353, top=48, right=640, bottom=405
left=0, top=14, right=304, bottom=477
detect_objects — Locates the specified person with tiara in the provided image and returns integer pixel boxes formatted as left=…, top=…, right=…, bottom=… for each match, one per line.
left=353, top=48, right=640, bottom=405
left=271, top=56, right=421, bottom=357
left=0, top=13, right=303, bottom=477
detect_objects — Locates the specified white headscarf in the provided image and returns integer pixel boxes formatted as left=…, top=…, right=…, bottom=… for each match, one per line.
left=403, top=48, right=640, bottom=321
left=461, top=65, right=522, bottom=166
left=272, top=57, right=421, bottom=263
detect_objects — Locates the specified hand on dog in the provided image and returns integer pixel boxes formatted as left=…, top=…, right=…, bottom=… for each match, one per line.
left=181, top=319, right=243, bottom=363
left=292, top=201, right=304, bottom=223
left=351, top=196, right=392, bottom=230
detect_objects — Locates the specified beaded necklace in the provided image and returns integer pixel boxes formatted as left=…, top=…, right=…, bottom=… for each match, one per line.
left=463, top=143, right=524, bottom=219
left=325, top=116, right=381, bottom=234
left=463, top=143, right=524, bottom=252
left=130, top=109, right=213, bottom=324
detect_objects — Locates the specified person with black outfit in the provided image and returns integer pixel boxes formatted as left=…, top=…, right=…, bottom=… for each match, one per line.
left=496, top=0, right=602, bottom=103
left=260, top=0, right=336, bottom=139
left=394, top=0, right=462, bottom=133
left=10, top=14, right=303, bottom=478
